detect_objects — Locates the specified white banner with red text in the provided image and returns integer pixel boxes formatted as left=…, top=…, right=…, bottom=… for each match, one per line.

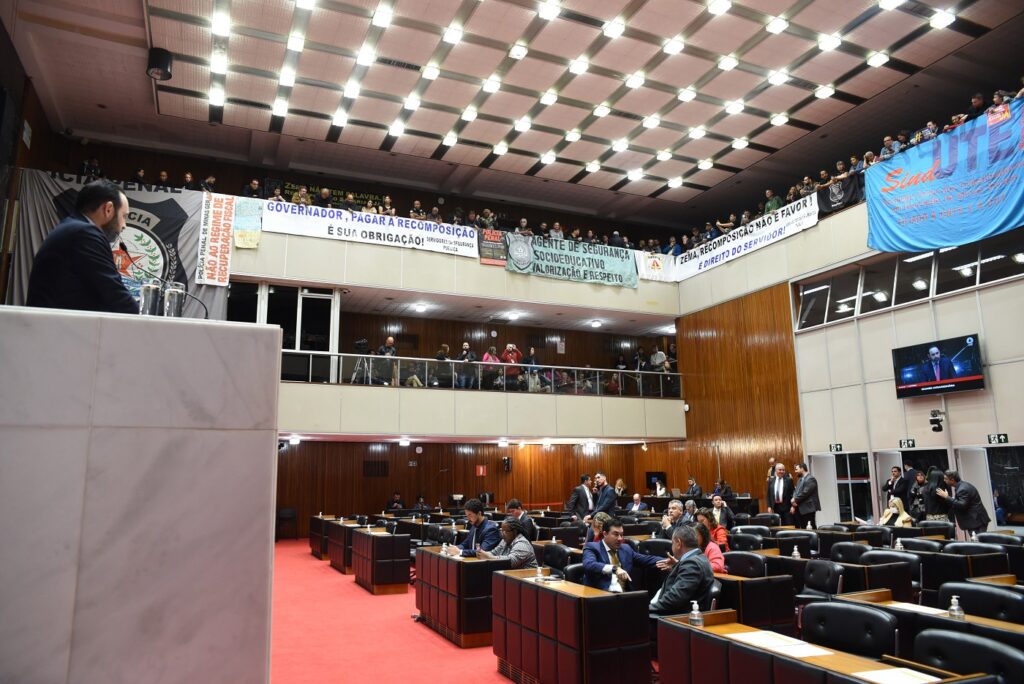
left=196, top=192, right=236, bottom=286
left=635, top=194, right=820, bottom=282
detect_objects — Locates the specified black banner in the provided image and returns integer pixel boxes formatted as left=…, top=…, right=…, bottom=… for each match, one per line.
left=817, top=174, right=863, bottom=215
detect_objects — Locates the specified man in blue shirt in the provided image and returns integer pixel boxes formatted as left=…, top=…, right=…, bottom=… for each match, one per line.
left=443, top=498, right=500, bottom=557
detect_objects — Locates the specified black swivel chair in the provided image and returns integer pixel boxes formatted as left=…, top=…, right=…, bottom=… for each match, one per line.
left=918, top=520, right=955, bottom=539
left=830, top=541, right=870, bottom=564
left=776, top=530, right=818, bottom=557
left=860, top=549, right=923, bottom=602
left=854, top=524, right=892, bottom=547
left=544, top=543, right=572, bottom=578
left=817, top=524, right=848, bottom=532
left=730, top=533, right=763, bottom=551
left=752, top=513, right=781, bottom=527
left=795, top=560, right=844, bottom=630
left=734, top=525, right=772, bottom=538
left=438, top=527, right=456, bottom=544
left=733, top=513, right=751, bottom=528
left=563, top=563, right=585, bottom=584
left=275, top=507, right=297, bottom=540
left=944, top=542, right=1008, bottom=556
left=356, top=515, right=368, bottom=526
left=936, top=582, right=1024, bottom=623
left=914, top=629, right=1024, bottom=684
left=977, top=533, right=1024, bottom=547
left=723, top=551, right=766, bottom=578
left=385, top=521, right=398, bottom=534
left=802, top=602, right=899, bottom=658
left=899, top=537, right=943, bottom=553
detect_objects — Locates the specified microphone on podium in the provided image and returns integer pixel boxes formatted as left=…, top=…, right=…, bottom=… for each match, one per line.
left=119, top=241, right=210, bottom=319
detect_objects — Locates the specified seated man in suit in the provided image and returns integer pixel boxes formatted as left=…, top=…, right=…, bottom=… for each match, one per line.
left=681, top=500, right=698, bottom=525
left=385, top=491, right=404, bottom=510
left=582, top=518, right=661, bottom=592
left=683, top=478, right=703, bottom=499
left=658, top=500, right=685, bottom=539
left=649, top=525, right=715, bottom=615
left=505, top=498, right=537, bottom=541
left=625, top=493, right=648, bottom=514
left=710, top=495, right=734, bottom=530
left=443, top=498, right=501, bottom=557
left=411, top=495, right=432, bottom=512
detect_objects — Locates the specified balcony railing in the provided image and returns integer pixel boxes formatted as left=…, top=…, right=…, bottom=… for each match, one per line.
left=280, top=351, right=683, bottom=399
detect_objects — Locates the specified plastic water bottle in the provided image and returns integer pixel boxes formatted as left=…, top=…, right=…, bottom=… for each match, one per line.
left=688, top=600, right=704, bottom=627
left=442, top=542, right=448, bottom=554
left=894, top=538, right=904, bottom=551
left=806, top=521, right=813, bottom=530
left=791, top=545, right=801, bottom=559
left=535, top=565, right=543, bottom=578
left=651, top=530, right=657, bottom=539
left=971, top=531, right=978, bottom=542
left=552, top=536, right=558, bottom=545
left=319, top=511, right=323, bottom=517
left=948, top=595, right=965, bottom=621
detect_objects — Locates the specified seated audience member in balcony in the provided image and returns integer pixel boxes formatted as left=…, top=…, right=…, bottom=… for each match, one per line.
left=482, top=345, right=501, bottom=389
left=943, top=113, right=968, bottom=132
left=500, top=343, right=524, bottom=390
left=412, top=495, right=431, bottom=512
left=240, top=178, right=263, bottom=198
left=626, top=493, right=647, bottom=513
left=521, top=346, right=541, bottom=391
left=964, top=92, right=986, bottom=121
left=880, top=497, right=913, bottom=527
left=711, top=494, right=735, bottom=530
left=549, top=221, right=563, bottom=239
left=568, top=227, right=581, bottom=242
left=455, top=341, right=477, bottom=389
left=586, top=229, right=599, bottom=244
left=80, top=157, right=103, bottom=181
left=408, top=199, right=426, bottom=220
left=155, top=170, right=171, bottom=188
left=650, top=345, right=667, bottom=369
left=897, top=130, right=912, bottom=150
left=816, top=169, right=833, bottom=189
left=379, top=195, right=396, bottom=216
left=362, top=198, right=377, bottom=213
left=463, top=209, right=479, bottom=228
left=684, top=478, right=702, bottom=499
left=798, top=176, right=815, bottom=197
left=291, top=186, right=311, bottom=205
left=200, top=175, right=217, bottom=192
left=432, top=344, right=451, bottom=387
left=338, top=193, right=356, bottom=212
left=403, top=360, right=425, bottom=387
left=764, top=188, right=783, bottom=212
left=662, top=236, right=681, bottom=255
left=476, top=517, right=538, bottom=569
left=622, top=235, right=634, bottom=249
left=637, top=239, right=648, bottom=252
left=601, top=234, right=610, bottom=245
left=679, top=234, right=691, bottom=252
left=613, top=354, right=628, bottom=371
left=849, top=155, right=864, bottom=175
left=785, top=186, right=798, bottom=204
left=268, top=186, right=285, bottom=202
left=658, top=500, right=685, bottom=539
left=696, top=510, right=729, bottom=554
left=515, top=217, right=530, bottom=234
left=605, top=372, right=621, bottom=395
left=582, top=519, right=661, bottom=592
left=444, top=498, right=500, bottom=557
left=878, top=135, right=900, bottom=161
left=716, top=214, right=736, bottom=234
left=312, top=188, right=332, bottom=208
left=862, top=150, right=877, bottom=169
left=426, top=206, right=443, bottom=223
left=832, top=160, right=849, bottom=181
left=609, top=230, right=624, bottom=247
left=738, top=211, right=751, bottom=227
left=181, top=171, right=196, bottom=190
left=654, top=480, right=668, bottom=497
left=132, top=168, right=146, bottom=184
left=478, top=207, right=495, bottom=229
left=386, top=492, right=404, bottom=510
left=755, top=201, right=766, bottom=218
left=916, top=121, right=939, bottom=144
left=702, top=222, right=721, bottom=241
left=537, top=221, right=548, bottom=236
left=988, top=90, right=1013, bottom=112
left=650, top=525, right=715, bottom=616
left=633, top=346, right=648, bottom=372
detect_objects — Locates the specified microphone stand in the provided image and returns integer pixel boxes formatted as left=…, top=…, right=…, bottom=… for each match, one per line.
left=119, top=241, right=210, bottom=319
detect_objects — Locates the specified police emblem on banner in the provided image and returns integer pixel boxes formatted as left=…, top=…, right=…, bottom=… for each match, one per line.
left=828, top=182, right=844, bottom=206
left=507, top=233, right=533, bottom=271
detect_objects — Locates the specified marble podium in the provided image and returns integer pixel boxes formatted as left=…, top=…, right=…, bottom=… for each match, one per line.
left=0, top=306, right=281, bottom=684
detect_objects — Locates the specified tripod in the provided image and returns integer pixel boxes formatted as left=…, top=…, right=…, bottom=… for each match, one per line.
left=350, top=356, right=371, bottom=384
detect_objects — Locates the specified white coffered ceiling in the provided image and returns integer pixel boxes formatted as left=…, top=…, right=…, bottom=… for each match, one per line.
left=3, top=0, right=1022, bottom=227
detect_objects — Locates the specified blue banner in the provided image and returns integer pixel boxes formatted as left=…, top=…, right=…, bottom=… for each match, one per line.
left=866, top=97, right=1024, bottom=252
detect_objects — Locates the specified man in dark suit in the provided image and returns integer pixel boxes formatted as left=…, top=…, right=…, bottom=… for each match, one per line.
left=505, top=498, right=537, bottom=541
left=936, top=471, right=991, bottom=538
left=683, top=478, right=703, bottom=499
left=590, top=472, right=617, bottom=521
left=898, top=462, right=917, bottom=509
left=444, top=498, right=500, bottom=557
left=790, top=463, right=821, bottom=529
left=710, top=495, right=734, bottom=530
left=919, top=346, right=957, bottom=382
left=767, top=462, right=795, bottom=525
left=624, top=493, right=648, bottom=514
left=649, top=525, right=715, bottom=615
left=658, top=500, right=685, bottom=539
left=567, top=474, right=594, bottom=522
left=385, top=492, right=404, bottom=510
left=581, top=519, right=660, bottom=592
left=27, top=180, right=137, bottom=314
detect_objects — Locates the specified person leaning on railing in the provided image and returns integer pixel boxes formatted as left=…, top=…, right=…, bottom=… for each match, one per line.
left=454, top=342, right=477, bottom=389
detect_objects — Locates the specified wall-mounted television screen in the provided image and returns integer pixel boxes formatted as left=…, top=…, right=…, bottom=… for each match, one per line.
left=645, top=471, right=667, bottom=492
left=892, top=334, right=985, bottom=399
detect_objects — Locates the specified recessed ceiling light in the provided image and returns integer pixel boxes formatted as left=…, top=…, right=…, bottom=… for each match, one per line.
left=388, top=120, right=404, bottom=136
left=872, top=291, right=889, bottom=302
left=289, top=435, right=301, bottom=445
left=768, top=69, right=789, bottom=86
left=537, top=0, right=560, bottom=20
left=498, top=438, right=509, bottom=448
left=724, top=100, right=744, bottom=115
left=569, top=57, right=588, bottom=74
left=707, top=0, right=731, bottom=15
left=879, top=0, right=905, bottom=9
left=612, top=138, right=628, bottom=152
left=540, top=90, right=558, bottom=105
left=483, top=76, right=501, bottom=93
left=814, top=85, right=835, bottom=99
left=542, top=438, right=552, bottom=448
left=593, top=103, right=610, bottom=117
left=677, top=87, right=697, bottom=102
left=461, top=106, right=477, bottom=121
left=332, top=109, right=347, bottom=126
left=625, top=71, right=645, bottom=88
left=422, top=64, right=440, bottom=80
left=296, top=0, right=316, bottom=9
left=356, top=45, right=375, bottom=66
left=688, top=126, right=705, bottom=139
left=509, top=44, right=528, bottom=60
left=663, top=37, right=684, bottom=54
left=372, top=5, right=392, bottom=27
left=514, top=117, right=531, bottom=132
left=731, top=138, right=748, bottom=149
left=867, top=52, right=890, bottom=67
left=344, top=80, right=360, bottom=98
left=208, top=85, right=225, bottom=106
left=493, top=141, right=508, bottom=155
left=818, top=33, right=842, bottom=51
left=287, top=31, right=305, bottom=52
left=912, top=278, right=928, bottom=291
left=656, top=149, right=672, bottom=161
left=272, top=98, right=288, bottom=116
left=667, top=176, right=683, bottom=188
left=210, top=50, right=228, bottom=74
left=590, top=320, right=602, bottom=328
left=770, top=113, right=789, bottom=126
left=766, top=16, right=788, bottom=34
left=627, top=168, right=643, bottom=181
left=565, top=129, right=581, bottom=142
left=507, top=312, right=520, bottom=320
left=442, top=131, right=457, bottom=146
left=697, top=158, right=713, bottom=170
left=443, top=25, right=462, bottom=44
left=398, top=438, right=411, bottom=447
left=211, top=11, right=231, bottom=36
left=1013, top=253, right=1024, bottom=264
left=541, top=151, right=556, bottom=164
left=586, top=161, right=600, bottom=173
left=642, top=115, right=660, bottom=129
left=718, top=55, right=738, bottom=70
left=930, top=9, right=955, bottom=28
left=414, top=304, right=427, bottom=313
left=603, top=18, right=625, bottom=38
left=403, top=95, right=420, bottom=110
left=279, top=66, right=296, bottom=87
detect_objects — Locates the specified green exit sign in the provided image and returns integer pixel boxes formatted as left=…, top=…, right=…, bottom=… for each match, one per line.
left=899, top=438, right=917, bottom=449
left=829, top=443, right=843, bottom=453
left=988, top=434, right=1009, bottom=444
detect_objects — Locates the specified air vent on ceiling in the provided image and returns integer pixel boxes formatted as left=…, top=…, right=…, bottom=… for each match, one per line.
left=563, top=10, right=603, bottom=29
left=617, top=111, right=643, bottom=121
left=363, top=460, right=389, bottom=477
left=378, top=57, right=422, bottom=72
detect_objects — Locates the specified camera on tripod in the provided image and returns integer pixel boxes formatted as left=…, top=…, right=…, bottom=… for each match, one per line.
left=354, top=338, right=369, bottom=355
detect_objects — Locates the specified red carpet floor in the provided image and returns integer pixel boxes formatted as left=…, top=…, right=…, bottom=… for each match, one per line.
left=271, top=539, right=508, bottom=683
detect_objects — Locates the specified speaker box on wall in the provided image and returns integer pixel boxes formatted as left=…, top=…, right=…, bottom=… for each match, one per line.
left=502, top=456, right=511, bottom=472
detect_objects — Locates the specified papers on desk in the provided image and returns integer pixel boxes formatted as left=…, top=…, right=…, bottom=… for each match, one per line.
left=851, top=667, right=940, bottom=684
left=887, top=603, right=947, bottom=616
left=729, top=631, right=833, bottom=657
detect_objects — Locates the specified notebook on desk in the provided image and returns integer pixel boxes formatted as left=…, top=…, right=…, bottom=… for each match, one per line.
left=671, top=488, right=682, bottom=498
